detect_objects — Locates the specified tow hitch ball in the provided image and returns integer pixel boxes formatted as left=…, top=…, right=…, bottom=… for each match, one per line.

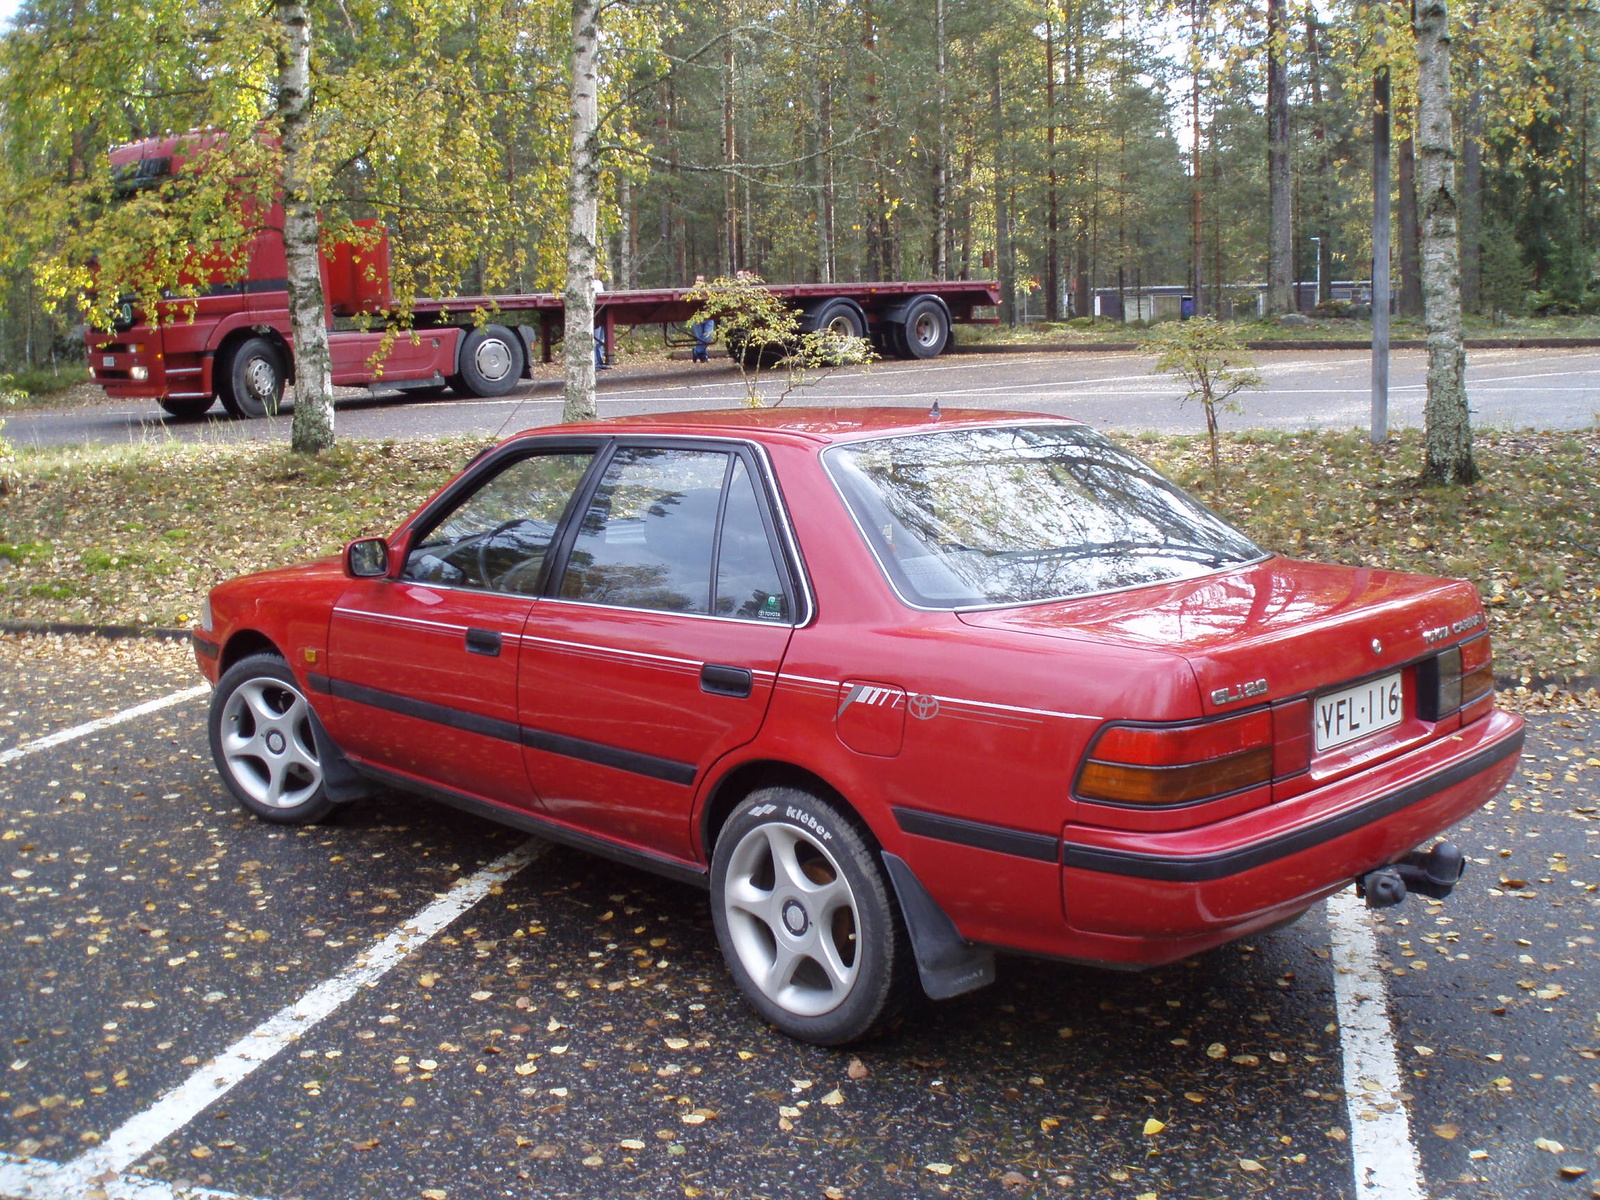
left=1358, top=841, right=1466, bottom=909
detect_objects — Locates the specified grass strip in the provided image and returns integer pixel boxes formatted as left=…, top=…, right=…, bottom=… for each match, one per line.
left=0, top=428, right=1594, bottom=682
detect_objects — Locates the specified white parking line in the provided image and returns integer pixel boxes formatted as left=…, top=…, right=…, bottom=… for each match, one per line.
left=1327, top=889, right=1426, bottom=1199
left=0, top=840, right=545, bottom=1200
left=0, top=685, right=211, bottom=767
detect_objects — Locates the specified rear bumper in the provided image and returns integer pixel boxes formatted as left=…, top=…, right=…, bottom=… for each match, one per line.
left=1053, top=709, right=1524, bottom=964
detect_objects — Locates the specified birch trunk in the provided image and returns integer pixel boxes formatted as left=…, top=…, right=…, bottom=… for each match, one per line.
left=1415, top=0, right=1478, bottom=484
left=1265, top=0, right=1293, bottom=315
left=276, top=0, right=334, bottom=454
left=563, top=0, right=601, bottom=423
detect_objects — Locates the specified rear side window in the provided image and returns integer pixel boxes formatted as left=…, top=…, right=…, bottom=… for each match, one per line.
left=559, top=447, right=792, bottom=620
left=824, top=424, right=1263, bottom=609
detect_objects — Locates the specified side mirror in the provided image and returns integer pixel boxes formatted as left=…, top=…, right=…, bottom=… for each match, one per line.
left=345, top=536, right=390, bottom=579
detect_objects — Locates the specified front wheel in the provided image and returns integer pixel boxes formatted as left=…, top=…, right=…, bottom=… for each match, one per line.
left=218, top=336, right=286, bottom=418
left=208, top=653, right=333, bottom=824
left=158, top=395, right=214, bottom=419
left=710, top=788, right=912, bottom=1045
left=453, top=325, right=525, bottom=397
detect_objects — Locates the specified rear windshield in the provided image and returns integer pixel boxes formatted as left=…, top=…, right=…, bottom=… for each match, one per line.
left=823, top=423, right=1264, bottom=609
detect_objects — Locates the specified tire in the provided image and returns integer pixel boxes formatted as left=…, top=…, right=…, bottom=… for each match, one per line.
left=711, top=787, right=913, bottom=1045
left=893, top=295, right=951, bottom=360
left=158, top=395, right=214, bottom=419
left=218, top=336, right=286, bottom=418
left=800, top=297, right=867, bottom=340
left=453, top=325, right=525, bottom=397
left=208, top=653, right=333, bottom=825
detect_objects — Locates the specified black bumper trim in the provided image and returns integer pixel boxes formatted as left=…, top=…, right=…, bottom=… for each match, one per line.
left=1060, top=728, right=1525, bottom=882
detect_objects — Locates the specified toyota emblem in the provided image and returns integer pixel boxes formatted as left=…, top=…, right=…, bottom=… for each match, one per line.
left=907, top=693, right=940, bottom=721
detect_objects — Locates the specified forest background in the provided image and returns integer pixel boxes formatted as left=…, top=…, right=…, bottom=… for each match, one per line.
left=0, top=0, right=1590, bottom=371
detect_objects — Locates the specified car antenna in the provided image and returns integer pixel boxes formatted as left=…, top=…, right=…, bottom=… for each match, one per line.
left=928, top=400, right=941, bottom=421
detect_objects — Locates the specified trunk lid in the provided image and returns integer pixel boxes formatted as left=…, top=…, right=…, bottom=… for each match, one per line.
left=957, top=557, right=1483, bottom=715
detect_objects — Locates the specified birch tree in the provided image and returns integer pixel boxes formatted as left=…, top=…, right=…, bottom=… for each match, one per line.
left=562, top=0, right=602, bottom=422
left=276, top=0, right=334, bottom=454
left=1415, top=0, right=1477, bottom=484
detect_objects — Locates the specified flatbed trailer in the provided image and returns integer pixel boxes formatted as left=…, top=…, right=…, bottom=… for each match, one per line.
left=87, top=138, right=999, bottom=419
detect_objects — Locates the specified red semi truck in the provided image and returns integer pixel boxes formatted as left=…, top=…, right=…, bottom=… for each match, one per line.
left=87, top=135, right=1000, bottom=419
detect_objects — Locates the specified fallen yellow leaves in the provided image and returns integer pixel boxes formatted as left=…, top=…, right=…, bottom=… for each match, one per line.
left=1143, top=1118, right=1166, bottom=1136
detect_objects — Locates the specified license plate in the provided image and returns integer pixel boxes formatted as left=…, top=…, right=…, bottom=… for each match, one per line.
left=1314, top=672, right=1403, bottom=752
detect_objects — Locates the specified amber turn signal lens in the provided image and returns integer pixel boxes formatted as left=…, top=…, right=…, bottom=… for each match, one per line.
left=1078, top=746, right=1274, bottom=806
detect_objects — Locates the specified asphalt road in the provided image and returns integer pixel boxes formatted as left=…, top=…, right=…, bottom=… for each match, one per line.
left=1, top=648, right=1596, bottom=1200
left=7, top=345, right=1600, bottom=448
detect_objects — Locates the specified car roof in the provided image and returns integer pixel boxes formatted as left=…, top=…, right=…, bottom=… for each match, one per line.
left=505, top=407, right=1081, bottom=448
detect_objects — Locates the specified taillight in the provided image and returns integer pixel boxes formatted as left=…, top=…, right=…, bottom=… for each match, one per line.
left=1077, top=710, right=1273, bottom=806
left=1418, top=632, right=1494, bottom=721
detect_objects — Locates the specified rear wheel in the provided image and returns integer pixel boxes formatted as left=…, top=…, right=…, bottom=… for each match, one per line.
left=208, top=653, right=332, bottom=825
left=218, top=337, right=286, bottom=418
left=453, top=325, right=524, bottom=397
left=159, top=395, right=214, bottom=419
left=711, top=787, right=912, bottom=1045
left=895, top=295, right=950, bottom=360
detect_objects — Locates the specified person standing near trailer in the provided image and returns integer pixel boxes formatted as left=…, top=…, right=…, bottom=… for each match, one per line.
left=691, top=315, right=715, bottom=363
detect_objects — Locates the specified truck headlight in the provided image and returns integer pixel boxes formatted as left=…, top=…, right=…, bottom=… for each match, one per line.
left=128, top=365, right=148, bottom=381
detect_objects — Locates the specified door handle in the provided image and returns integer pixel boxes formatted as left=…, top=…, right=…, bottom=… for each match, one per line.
left=465, top=627, right=502, bottom=657
left=700, top=663, right=753, bottom=698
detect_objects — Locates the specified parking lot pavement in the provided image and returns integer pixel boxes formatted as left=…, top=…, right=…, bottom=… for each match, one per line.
left=1, top=644, right=1595, bottom=1200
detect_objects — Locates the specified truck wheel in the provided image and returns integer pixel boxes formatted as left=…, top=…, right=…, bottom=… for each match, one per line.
left=454, top=325, right=524, bottom=398
left=219, top=337, right=286, bottom=418
left=801, top=298, right=867, bottom=340
left=159, top=395, right=214, bottom=419
left=895, top=295, right=951, bottom=360
left=711, top=787, right=913, bottom=1045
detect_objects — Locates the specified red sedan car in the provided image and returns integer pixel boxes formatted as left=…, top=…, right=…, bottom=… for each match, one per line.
left=194, top=408, right=1524, bottom=1044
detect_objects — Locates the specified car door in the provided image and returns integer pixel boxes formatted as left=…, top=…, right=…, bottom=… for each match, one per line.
left=518, top=441, right=803, bottom=862
left=324, top=447, right=597, bottom=810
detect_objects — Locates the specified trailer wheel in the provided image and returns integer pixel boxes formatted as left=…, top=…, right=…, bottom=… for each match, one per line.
left=801, top=297, right=867, bottom=340
left=894, top=295, right=951, bottom=360
left=159, top=395, right=215, bottom=419
left=218, top=337, right=286, bottom=418
left=454, top=325, right=524, bottom=398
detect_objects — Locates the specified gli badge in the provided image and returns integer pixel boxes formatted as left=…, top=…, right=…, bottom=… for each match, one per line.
left=907, top=693, right=940, bottom=721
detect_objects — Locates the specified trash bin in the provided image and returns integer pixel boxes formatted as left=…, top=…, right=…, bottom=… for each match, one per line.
left=1180, top=295, right=1195, bottom=320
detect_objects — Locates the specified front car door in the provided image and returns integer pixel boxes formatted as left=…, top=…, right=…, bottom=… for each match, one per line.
left=518, top=440, right=805, bottom=863
left=323, top=446, right=597, bottom=809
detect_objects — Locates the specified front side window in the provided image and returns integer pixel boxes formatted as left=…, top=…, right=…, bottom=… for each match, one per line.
left=402, top=451, right=593, bottom=593
left=824, top=424, right=1264, bottom=609
left=560, top=447, right=791, bottom=620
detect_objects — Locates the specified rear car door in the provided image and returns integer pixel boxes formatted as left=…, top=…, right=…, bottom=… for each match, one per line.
left=323, top=446, right=596, bottom=809
left=518, top=440, right=804, bottom=862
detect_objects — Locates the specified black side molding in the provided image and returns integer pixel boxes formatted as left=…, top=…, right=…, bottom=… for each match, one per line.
left=893, top=807, right=1061, bottom=863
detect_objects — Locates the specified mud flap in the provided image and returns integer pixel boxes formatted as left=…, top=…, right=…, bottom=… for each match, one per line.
left=306, top=705, right=370, bottom=805
left=882, top=851, right=996, bottom=1000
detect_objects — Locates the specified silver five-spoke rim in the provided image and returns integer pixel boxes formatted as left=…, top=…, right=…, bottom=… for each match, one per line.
left=723, top=822, right=859, bottom=1017
left=220, top=677, right=322, bottom=809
